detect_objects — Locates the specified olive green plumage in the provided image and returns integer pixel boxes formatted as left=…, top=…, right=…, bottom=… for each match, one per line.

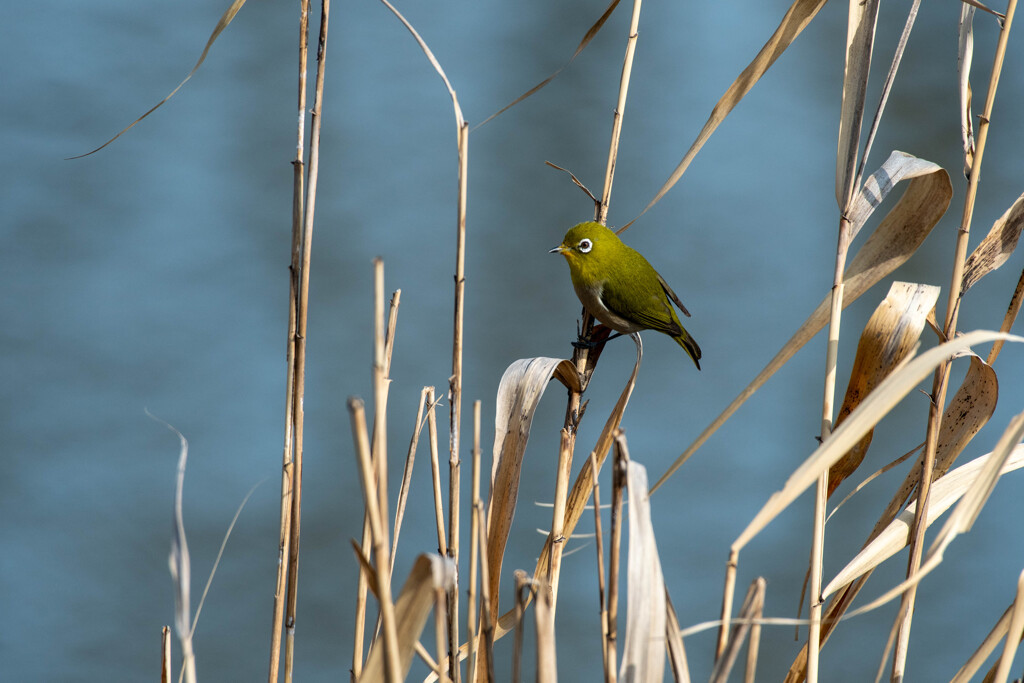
left=550, top=222, right=702, bottom=370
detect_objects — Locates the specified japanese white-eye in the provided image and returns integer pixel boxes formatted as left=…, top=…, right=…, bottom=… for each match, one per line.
left=550, top=222, right=701, bottom=370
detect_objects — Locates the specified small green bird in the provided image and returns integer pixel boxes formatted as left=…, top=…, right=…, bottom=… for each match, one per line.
left=550, top=221, right=701, bottom=369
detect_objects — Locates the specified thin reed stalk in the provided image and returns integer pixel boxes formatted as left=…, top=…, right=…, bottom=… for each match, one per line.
left=429, top=386, right=448, bottom=556
left=606, top=440, right=627, bottom=683
left=590, top=452, right=612, bottom=683
left=892, top=3, right=1017, bottom=677
left=467, top=401, right=482, bottom=681
left=546, top=428, right=575, bottom=610
left=475, top=501, right=496, bottom=683
left=391, top=386, right=431, bottom=575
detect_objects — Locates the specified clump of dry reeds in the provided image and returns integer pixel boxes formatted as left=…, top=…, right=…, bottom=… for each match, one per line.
left=115, top=0, right=1024, bottom=681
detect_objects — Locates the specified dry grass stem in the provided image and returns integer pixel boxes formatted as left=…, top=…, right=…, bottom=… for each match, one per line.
left=710, top=579, right=766, bottom=683
left=392, top=387, right=432, bottom=574
left=665, top=593, right=691, bottom=683
left=534, top=577, right=556, bottom=683
left=467, top=401, right=482, bottom=681
left=546, top=428, right=575, bottom=610
left=590, top=452, right=612, bottom=683
left=512, top=571, right=529, bottom=683
left=162, top=626, right=172, bottom=683
left=987, top=267, right=1024, bottom=365
left=475, top=502, right=496, bottom=683
left=427, top=386, right=448, bottom=556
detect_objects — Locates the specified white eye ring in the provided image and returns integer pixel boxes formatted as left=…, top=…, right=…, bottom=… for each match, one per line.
left=578, top=238, right=593, bottom=253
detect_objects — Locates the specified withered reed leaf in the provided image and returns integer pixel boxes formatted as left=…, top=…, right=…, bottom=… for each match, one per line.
left=835, top=0, right=880, bottom=210
left=959, top=5, right=978, bottom=177
left=828, top=282, right=940, bottom=497
left=69, top=0, right=249, bottom=159
left=485, top=357, right=579, bottom=625
left=359, top=554, right=456, bottom=683
left=635, top=0, right=828, bottom=221
left=961, top=191, right=1024, bottom=295
left=652, top=153, right=952, bottom=493
left=474, top=0, right=623, bottom=130
left=823, top=443, right=1024, bottom=596
left=950, top=604, right=1015, bottom=683
left=733, top=331, right=1023, bottom=552
left=620, top=459, right=666, bottom=683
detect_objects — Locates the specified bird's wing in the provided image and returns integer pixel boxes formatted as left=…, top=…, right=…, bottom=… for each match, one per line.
left=600, top=283, right=683, bottom=337
left=656, top=272, right=691, bottom=317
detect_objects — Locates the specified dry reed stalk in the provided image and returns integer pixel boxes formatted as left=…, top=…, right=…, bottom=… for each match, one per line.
left=606, top=439, right=627, bottom=683
left=589, top=452, right=612, bottom=683
left=475, top=501, right=496, bottom=683
left=435, top=586, right=452, bottom=683
left=467, top=401, right=482, bottom=681
left=269, top=0, right=309, bottom=677
left=512, top=571, right=529, bottom=683
left=710, top=579, right=765, bottom=683
left=162, top=626, right=171, bottom=683
left=428, top=386, right=448, bottom=556
left=391, top=386, right=431, bottom=575
left=534, top=577, right=557, bottom=683
left=891, top=3, right=1017, bottom=676
left=598, top=0, right=642, bottom=224
left=348, top=398, right=401, bottom=682
left=546, top=427, right=575, bottom=610
left=986, top=268, right=1024, bottom=364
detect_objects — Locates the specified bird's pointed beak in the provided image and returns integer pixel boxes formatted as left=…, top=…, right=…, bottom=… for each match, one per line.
left=549, top=245, right=566, bottom=254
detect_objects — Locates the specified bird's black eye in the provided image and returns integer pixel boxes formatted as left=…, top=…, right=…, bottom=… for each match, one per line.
left=578, top=238, right=593, bottom=253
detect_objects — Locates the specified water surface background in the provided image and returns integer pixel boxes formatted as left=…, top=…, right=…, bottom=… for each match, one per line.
left=4, top=1, right=1024, bottom=680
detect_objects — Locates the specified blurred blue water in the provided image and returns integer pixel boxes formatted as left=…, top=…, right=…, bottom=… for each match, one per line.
left=3, top=0, right=1023, bottom=680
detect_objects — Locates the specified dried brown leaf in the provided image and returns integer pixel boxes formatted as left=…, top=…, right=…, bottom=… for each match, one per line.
left=484, top=357, right=580, bottom=626
left=959, top=5, right=978, bottom=176
left=836, top=0, right=880, bottom=209
left=961, top=191, right=1024, bottom=294
left=828, top=282, right=940, bottom=496
left=653, top=153, right=951, bottom=492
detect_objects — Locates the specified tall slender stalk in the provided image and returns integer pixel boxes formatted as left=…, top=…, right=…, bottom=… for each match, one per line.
left=891, top=3, right=1017, bottom=677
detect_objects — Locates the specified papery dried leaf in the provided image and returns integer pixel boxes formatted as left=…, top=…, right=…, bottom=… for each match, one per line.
left=835, top=0, right=881, bottom=209
left=621, top=461, right=666, bottom=683
left=70, top=0, right=249, bottom=159
left=959, top=5, right=977, bottom=176
left=636, top=0, right=828, bottom=219
left=653, top=154, right=951, bottom=492
left=494, top=336, right=643, bottom=640
left=828, top=282, right=940, bottom=496
left=485, top=357, right=579, bottom=625
left=359, top=554, right=456, bottom=682
left=951, top=605, right=1015, bottom=683
left=961, top=191, right=1024, bottom=294
left=665, top=592, right=691, bottom=683
left=823, top=444, right=1024, bottom=596
left=733, top=331, right=1021, bottom=552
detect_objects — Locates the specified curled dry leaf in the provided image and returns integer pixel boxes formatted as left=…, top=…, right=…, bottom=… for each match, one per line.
left=620, top=461, right=667, bottom=683
left=835, top=0, right=881, bottom=209
left=653, top=152, right=951, bottom=492
left=484, top=357, right=580, bottom=626
left=828, top=282, right=940, bottom=497
left=359, top=554, right=456, bottom=683
left=961, top=191, right=1024, bottom=295
left=823, top=444, right=1024, bottom=596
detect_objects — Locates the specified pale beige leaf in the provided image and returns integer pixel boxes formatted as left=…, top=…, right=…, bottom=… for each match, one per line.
left=993, top=569, right=1024, bottom=683
left=961, top=191, right=1024, bottom=294
left=950, top=605, right=1014, bottom=683
left=828, top=282, right=939, bottom=496
left=846, top=152, right=947, bottom=243
left=733, top=331, right=1023, bottom=551
left=652, top=156, right=951, bottom=493
left=485, top=357, right=579, bottom=626
left=637, top=0, right=828, bottom=218
left=835, top=0, right=880, bottom=209
left=495, top=336, right=643, bottom=640
left=621, top=461, right=666, bottom=683
left=959, top=5, right=977, bottom=176
left=70, top=0, right=249, bottom=159
left=823, top=444, right=1024, bottom=596
left=359, top=554, right=456, bottom=682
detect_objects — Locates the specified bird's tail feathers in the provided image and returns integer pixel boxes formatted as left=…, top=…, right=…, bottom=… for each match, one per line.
left=674, top=331, right=702, bottom=370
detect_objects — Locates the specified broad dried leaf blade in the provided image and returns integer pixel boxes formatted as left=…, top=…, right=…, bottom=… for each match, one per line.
left=359, top=554, right=456, bottom=682
left=733, top=331, right=1022, bottom=552
left=828, top=282, right=940, bottom=497
left=961, top=191, right=1024, bottom=294
left=652, top=153, right=951, bottom=492
left=637, top=0, right=828, bottom=219
left=621, top=461, right=666, bottom=683
left=823, top=444, right=1024, bottom=596
left=70, top=0, right=249, bottom=159
left=485, top=357, right=580, bottom=626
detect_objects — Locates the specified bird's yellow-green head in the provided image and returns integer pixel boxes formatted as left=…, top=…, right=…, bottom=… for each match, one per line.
left=548, top=222, right=623, bottom=283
